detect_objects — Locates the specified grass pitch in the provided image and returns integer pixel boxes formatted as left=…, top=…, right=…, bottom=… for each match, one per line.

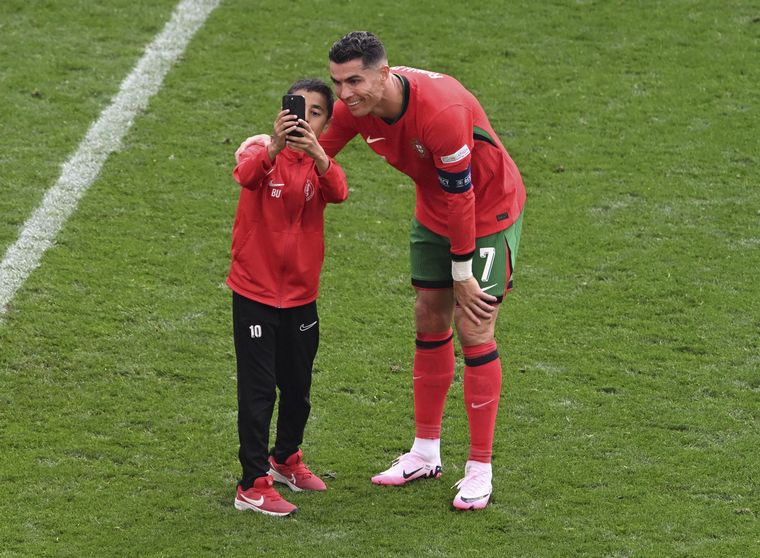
left=1, top=1, right=758, bottom=556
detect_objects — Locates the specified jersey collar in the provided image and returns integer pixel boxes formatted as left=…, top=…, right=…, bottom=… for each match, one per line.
left=382, top=74, right=410, bottom=125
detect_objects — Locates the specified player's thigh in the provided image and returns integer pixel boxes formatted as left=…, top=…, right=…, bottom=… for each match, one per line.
left=410, top=219, right=455, bottom=330
left=472, top=229, right=511, bottom=303
left=410, top=218, right=452, bottom=289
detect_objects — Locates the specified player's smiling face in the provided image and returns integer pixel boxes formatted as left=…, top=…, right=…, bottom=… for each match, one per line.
left=330, top=58, right=388, bottom=117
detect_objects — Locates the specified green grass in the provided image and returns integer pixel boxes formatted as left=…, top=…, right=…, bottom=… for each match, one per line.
left=1, top=0, right=759, bottom=556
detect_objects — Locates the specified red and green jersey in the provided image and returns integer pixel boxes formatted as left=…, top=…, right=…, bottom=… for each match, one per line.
left=319, top=66, right=526, bottom=259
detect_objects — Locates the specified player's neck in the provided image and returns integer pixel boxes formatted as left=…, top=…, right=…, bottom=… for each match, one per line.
left=372, top=73, right=404, bottom=120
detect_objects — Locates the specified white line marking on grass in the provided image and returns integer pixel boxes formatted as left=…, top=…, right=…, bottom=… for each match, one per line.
left=0, top=0, right=220, bottom=318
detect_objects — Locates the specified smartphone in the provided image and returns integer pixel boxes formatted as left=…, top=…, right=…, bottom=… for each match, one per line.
left=282, top=94, right=306, bottom=137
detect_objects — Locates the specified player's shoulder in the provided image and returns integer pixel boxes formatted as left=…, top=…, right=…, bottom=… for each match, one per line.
left=394, top=66, right=468, bottom=113
left=393, top=66, right=463, bottom=94
left=392, top=65, right=451, bottom=81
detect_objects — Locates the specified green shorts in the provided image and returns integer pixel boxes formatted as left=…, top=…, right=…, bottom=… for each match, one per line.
left=410, top=212, right=523, bottom=302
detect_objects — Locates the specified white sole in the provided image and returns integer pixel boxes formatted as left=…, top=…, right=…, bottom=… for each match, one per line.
left=453, top=492, right=492, bottom=511
left=234, top=497, right=295, bottom=517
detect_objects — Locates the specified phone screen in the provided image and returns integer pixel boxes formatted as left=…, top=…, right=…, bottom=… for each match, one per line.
left=282, top=94, right=306, bottom=137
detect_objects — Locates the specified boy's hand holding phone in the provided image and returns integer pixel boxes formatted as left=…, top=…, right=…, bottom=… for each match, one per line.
left=282, top=94, right=306, bottom=138
left=268, top=94, right=305, bottom=160
left=268, top=94, right=329, bottom=173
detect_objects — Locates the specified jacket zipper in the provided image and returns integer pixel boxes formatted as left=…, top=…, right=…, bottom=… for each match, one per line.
left=276, top=156, right=308, bottom=308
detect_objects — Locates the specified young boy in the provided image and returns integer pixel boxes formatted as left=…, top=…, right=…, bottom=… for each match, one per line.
left=227, top=79, right=348, bottom=517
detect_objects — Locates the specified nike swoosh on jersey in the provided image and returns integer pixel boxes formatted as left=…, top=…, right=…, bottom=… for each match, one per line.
left=299, top=321, right=318, bottom=332
left=470, top=399, right=495, bottom=409
left=366, top=136, right=385, bottom=144
left=481, top=284, right=498, bottom=292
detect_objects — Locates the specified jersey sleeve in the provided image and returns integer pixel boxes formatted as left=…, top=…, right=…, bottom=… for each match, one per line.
left=232, top=143, right=274, bottom=189
left=318, top=100, right=359, bottom=158
left=424, top=105, right=476, bottom=261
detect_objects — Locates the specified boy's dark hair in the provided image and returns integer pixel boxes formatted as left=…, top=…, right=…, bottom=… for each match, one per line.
left=328, top=31, right=387, bottom=68
left=287, top=78, right=335, bottom=119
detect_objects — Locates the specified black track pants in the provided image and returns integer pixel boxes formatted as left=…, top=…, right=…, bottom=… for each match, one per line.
left=232, top=292, right=319, bottom=488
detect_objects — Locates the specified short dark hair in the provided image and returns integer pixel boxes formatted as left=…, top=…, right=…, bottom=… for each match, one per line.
left=328, top=31, right=387, bottom=68
left=287, top=78, right=335, bottom=119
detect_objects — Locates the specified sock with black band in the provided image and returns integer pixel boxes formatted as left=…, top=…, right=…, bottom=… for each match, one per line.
left=462, top=340, right=502, bottom=463
left=413, top=329, right=455, bottom=442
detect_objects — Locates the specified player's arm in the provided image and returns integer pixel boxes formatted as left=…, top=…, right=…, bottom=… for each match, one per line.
left=234, top=133, right=271, bottom=163
left=318, top=100, right=358, bottom=158
left=428, top=106, right=496, bottom=324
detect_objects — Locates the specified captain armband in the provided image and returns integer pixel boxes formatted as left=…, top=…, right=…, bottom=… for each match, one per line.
left=437, top=165, right=472, bottom=193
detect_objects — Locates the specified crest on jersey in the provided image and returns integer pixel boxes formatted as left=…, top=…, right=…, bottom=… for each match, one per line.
left=411, top=139, right=428, bottom=159
left=304, top=179, right=315, bottom=201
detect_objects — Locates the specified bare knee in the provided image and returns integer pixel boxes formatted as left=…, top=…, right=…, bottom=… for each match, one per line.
left=415, top=289, right=454, bottom=333
left=455, top=305, right=499, bottom=346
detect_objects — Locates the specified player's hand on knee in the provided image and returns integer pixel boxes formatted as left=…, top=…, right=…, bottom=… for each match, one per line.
left=453, top=277, right=496, bottom=325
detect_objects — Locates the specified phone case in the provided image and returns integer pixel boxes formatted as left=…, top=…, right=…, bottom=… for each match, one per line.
left=282, top=94, right=306, bottom=137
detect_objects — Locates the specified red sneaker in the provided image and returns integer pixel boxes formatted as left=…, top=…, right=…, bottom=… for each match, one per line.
left=268, top=450, right=327, bottom=492
left=234, top=475, right=297, bottom=517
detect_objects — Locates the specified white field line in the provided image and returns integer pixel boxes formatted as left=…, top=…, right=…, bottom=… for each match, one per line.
left=0, top=0, right=220, bottom=317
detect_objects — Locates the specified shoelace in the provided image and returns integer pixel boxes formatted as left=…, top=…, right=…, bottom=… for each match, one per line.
left=283, top=458, right=314, bottom=479
left=391, top=453, right=419, bottom=468
left=261, top=486, right=283, bottom=501
left=248, top=478, right=283, bottom=502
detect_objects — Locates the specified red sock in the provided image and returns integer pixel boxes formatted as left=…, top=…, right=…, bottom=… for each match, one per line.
left=462, top=341, right=502, bottom=462
left=413, top=329, right=455, bottom=439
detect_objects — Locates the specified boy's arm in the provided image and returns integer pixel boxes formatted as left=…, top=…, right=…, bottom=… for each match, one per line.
left=317, top=157, right=348, bottom=204
left=232, top=140, right=275, bottom=189
left=232, top=109, right=296, bottom=184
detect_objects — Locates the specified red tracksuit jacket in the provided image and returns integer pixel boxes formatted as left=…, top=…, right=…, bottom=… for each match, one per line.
left=227, top=143, right=348, bottom=308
